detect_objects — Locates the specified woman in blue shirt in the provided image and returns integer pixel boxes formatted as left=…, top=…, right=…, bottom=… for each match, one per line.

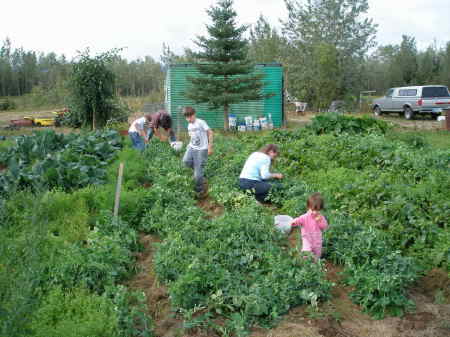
left=239, top=144, right=283, bottom=202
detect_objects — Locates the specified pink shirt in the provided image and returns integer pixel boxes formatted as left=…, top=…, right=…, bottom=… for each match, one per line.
left=291, top=211, right=328, bottom=239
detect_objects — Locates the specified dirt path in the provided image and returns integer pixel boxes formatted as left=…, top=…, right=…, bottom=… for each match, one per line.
left=127, top=234, right=198, bottom=337
left=126, top=195, right=225, bottom=337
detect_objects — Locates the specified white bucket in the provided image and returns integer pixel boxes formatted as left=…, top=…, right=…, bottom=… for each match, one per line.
left=274, top=215, right=293, bottom=234
left=170, top=141, right=183, bottom=151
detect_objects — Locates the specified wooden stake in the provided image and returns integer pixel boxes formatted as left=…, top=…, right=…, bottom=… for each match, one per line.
left=113, top=163, right=124, bottom=218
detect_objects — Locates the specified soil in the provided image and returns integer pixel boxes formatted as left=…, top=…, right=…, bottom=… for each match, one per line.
left=197, top=196, right=224, bottom=219
left=126, top=234, right=179, bottom=337
left=377, top=113, right=445, bottom=131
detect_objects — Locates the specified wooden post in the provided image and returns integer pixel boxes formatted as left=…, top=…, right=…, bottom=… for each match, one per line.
left=92, top=106, right=96, bottom=130
left=113, top=163, right=124, bottom=218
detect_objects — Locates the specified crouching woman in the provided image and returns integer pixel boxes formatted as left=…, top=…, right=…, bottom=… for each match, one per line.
left=238, top=144, right=283, bottom=203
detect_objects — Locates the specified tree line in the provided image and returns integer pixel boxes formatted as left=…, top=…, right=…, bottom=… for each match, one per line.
left=0, top=38, right=165, bottom=100
left=1, top=0, right=450, bottom=110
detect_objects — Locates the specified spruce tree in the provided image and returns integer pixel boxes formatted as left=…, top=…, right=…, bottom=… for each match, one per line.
left=187, top=0, right=270, bottom=129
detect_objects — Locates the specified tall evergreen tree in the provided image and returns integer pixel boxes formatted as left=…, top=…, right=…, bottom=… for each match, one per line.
left=187, top=0, right=270, bottom=129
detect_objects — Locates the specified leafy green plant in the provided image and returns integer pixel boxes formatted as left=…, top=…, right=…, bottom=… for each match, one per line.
left=30, top=287, right=120, bottom=337
left=307, top=113, right=390, bottom=135
left=0, top=129, right=122, bottom=198
left=65, top=48, right=129, bottom=129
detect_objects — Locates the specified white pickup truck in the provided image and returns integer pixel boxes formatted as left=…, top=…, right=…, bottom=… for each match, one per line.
left=372, top=85, right=450, bottom=120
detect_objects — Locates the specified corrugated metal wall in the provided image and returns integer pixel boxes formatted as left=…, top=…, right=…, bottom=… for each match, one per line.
left=166, top=64, right=283, bottom=130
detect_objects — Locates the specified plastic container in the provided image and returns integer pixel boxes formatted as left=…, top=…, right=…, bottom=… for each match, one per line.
left=245, top=116, right=253, bottom=131
left=229, top=114, right=237, bottom=129
left=260, top=117, right=268, bottom=130
left=267, top=114, right=274, bottom=129
left=274, top=215, right=293, bottom=234
left=170, top=141, right=183, bottom=151
left=253, top=118, right=261, bottom=131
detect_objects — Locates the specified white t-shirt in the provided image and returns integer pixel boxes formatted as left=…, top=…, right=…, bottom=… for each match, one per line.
left=129, top=117, right=147, bottom=133
left=187, top=118, right=210, bottom=150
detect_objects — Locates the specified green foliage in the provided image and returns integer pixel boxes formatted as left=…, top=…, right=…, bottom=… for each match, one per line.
left=0, top=141, right=152, bottom=336
left=2, top=116, right=449, bottom=335
left=47, top=211, right=138, bottom=292
left=0, top=129, right=122, bottom=198
left=307, top=113, right=390, bottom=135
left=105, top=285, right=154, bottom=337
left=248, top=15, right=283, bottom=63
left=0, top=97, right=16, bottom=110
left=30, top=287, right=120, bottom=337
left=282, top=0, right=377, bottom=105
left=323, top=217, right=420, bottom=318
left=155, top=207, right=332, bottom=329
left=206, top=130, right=449, bottom=320
left=120, top=140, right=333, bottom=334
left=65, top=48, right=128, bottom=129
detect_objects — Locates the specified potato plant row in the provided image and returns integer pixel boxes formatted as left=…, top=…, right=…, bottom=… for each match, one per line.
left=205, top=114, right=449, bottom=319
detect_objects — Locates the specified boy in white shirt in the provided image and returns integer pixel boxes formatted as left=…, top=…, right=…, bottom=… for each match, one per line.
left=182, top=107, right=213, bottom=197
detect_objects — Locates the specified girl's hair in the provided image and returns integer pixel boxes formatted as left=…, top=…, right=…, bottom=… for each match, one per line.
left=307, top=192, right=324, bottom=211
left=182, top=106, right=196, bottom=117
left=160, top=114, right=172, bottom=129
left=259, top=144, right=279, bottom=155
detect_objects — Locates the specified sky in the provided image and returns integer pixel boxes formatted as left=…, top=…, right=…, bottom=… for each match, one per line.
left=1, top=0, right=449, bottom=61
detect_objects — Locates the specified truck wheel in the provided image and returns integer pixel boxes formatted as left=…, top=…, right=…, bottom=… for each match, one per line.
left=404, top=107, right=414, bottom=120
left=373, top=106, right=382, bottom=116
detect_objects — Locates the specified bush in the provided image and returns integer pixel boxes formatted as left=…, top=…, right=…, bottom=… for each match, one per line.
left=307, top=113, right=390, bottom=135
left=30, top=287, right=120, bottom=337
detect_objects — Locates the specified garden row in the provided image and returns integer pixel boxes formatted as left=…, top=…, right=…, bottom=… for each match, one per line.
left=0, top=131, right=153, bottom=337
left=136, top=143, right=332, bottom=335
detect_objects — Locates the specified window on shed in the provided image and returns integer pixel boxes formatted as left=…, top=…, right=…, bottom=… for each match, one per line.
left=422, top=87, right=450, bottom=98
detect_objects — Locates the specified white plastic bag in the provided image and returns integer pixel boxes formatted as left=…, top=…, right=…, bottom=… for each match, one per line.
left=274, top=215, right=293, bottom=234
left=170, top=141, right=183, bottom=151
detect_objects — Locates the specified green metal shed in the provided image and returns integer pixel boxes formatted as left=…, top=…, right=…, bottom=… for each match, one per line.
left=164, top=63, right=284, bottom=130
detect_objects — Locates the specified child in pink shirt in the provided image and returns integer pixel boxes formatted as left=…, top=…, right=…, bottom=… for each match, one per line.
left=291, top=193, right=328, bottom=260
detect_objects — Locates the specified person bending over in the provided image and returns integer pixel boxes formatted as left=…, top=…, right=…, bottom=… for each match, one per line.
left=239, top=144, right=283, bottom=203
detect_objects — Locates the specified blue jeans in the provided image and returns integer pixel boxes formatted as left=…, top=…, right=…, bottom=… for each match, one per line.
left=183, top=147, right=208, bottom=193
left=129, top=132, right=145, bottom=151
left=239, top=178, right=272, bottom=202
